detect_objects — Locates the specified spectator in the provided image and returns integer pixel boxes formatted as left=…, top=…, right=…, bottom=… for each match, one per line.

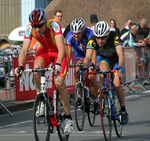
left=89, top=14, right=98, bottom=30
left=110, top=19, right=120, bottom=36
left=136, top=18, right=150, bottom=44
left=121, top=22, right=147, bottom=79
left=121, top=18, right=132, bottom=36
left=136, top=18, right=150, bottom=81
left=54, top=10, right=63, bottom=23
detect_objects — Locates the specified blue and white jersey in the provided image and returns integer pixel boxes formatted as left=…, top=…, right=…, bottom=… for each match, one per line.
left=120, top=31, right=140, bottom=47
left=65, top=27, right=93, bottom=57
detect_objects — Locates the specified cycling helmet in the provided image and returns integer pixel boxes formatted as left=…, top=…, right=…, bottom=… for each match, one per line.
left=93, top=21, right=110, bottom=37
left=70, top=17, right=85, bottom=33
left=29, top=8, right=47, bottom=25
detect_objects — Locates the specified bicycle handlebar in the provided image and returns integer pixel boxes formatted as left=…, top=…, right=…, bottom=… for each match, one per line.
left=88, top=70, right=123, bottom=84
left=23, top=68, right=52, bottom=73
left=69, top=63, right=83, bottom=67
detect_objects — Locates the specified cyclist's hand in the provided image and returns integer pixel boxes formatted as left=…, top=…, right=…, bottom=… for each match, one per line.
left=15, top=66, right=24, bottom=78
left=115, top=66, right=123, bottom=78
left=55, top=63, right=62, bottom=76
left=83, top=67, right=88, bottom=78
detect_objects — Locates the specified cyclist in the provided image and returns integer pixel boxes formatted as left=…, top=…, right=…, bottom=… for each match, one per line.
left=66, top=18, right=94, bottom=88
left=83, top=21, right=129, bottom=124
left=15, top=8, right=73, bottom=134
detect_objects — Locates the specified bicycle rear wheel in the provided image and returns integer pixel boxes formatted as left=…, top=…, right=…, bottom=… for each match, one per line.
left=74, top=83, right=86, bottom=131
left=33, top=93, right=51, bottom=141
left=113, top=90, right=123, bottom=137
left=57, top=92, right=69, bottom=141
left=87, top=91, right=96, bottom=127
left=100, top=89, right=112, bottom=141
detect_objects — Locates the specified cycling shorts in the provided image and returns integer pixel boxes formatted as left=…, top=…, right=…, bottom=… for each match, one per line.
left=73, top=51, right=85, bottom=62
left=96, top=56, right=125, bottom=73
left=138, top=57, right=146, bottom=64
left=35, top=47, right=68, bottom=78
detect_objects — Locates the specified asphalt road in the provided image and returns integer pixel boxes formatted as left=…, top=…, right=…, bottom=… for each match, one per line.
left=0, top=89, right=150, bottom=141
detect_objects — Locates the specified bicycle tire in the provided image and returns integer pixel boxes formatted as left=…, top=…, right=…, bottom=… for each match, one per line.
left=33, top=93, right=51, bottom=141
left=74, top=83, right=86, bottom=131
left=100, top=89, right=112, bottom=141
left=57, top=92, right=69, bottom=141
left=87, top=91, right=96, bottom=127
left=113, top=89, right=123, bottom=137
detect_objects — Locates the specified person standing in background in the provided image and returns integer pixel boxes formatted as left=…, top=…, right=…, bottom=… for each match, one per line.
left=110, top=19, right=120, bottom=36
left=89, top=14, right=98, bottom=30
left=54, top=10, right=63, bottom=23
left=121, top=18, right=132, bottom=36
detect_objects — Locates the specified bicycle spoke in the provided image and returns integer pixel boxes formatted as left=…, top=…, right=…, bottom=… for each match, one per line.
left=113, top=91, right=123, bottom=137
left=87, top=91, right=96, bottom=127
left=33, top=93, right=50, bottom=141
left=75, top=84, right=86, bottom=131
left=100, top=90, right=112, bottom=141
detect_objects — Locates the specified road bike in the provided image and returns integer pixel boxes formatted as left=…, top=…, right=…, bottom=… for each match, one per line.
left=69, top=63, right=96, bottom=131
left=89, top=69, right=123, bottom=141
left=18, top=64, right=69, bottom=141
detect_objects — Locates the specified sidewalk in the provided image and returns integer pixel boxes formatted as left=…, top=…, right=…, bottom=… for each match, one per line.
left=0, top=84, right=150, bottom=116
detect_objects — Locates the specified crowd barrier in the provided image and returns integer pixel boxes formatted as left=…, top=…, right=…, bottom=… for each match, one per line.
left=0, top=46, right=150, bottom=103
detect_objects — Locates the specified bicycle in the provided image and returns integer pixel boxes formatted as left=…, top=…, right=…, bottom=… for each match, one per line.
left=69, top=63, right=96, bottom=131
left=18, top=64, right=69, bottom=141
left=89, top=69, right=123, bottom=141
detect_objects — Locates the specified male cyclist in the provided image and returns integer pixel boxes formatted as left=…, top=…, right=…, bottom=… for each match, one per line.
left=15, top=8, right=73, bottom=134
left=65, top=17, right=93, bottom=86
left=83, top=21, right=129, bottom=124
left=65, top=18, right=99, bottom=105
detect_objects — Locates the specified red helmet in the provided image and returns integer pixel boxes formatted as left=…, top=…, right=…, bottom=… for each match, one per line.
left=29, top=8, right=47, bottom=25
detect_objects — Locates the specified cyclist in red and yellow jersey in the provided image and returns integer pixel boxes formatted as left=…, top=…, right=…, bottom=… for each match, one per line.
left=15, top=8, right=73, bottom=134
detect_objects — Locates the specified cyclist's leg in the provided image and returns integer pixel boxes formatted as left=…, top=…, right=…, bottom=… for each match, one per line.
left=113, top=63, right=129, bottom=124
left=113, top=63, right=125, bottom=107
left=34, top=47, right=51, bottom=92
left=54, top=53, right=73, bottom=133
left=97, top=56, right=110, bottom=89
left=88, top=67, right=98, bottom=97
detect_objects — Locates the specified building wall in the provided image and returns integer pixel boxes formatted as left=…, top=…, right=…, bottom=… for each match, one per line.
left=0, top=0, right=21, bottom=37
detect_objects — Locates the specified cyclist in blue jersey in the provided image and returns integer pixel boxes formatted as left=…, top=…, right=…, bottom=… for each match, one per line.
left=65, top=17, right=94, bottom=87
left=83, top=21, right=129, bottom=124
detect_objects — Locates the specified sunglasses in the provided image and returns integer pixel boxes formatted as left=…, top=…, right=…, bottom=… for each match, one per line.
left=96, top=36, right=107, bottom=40
left=32, top=23, right=45, bottom=28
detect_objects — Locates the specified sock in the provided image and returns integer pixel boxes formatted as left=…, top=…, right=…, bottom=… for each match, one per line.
left=64, top=114, right=72, bottom=120
left=121, top=106, right=126, bottom=111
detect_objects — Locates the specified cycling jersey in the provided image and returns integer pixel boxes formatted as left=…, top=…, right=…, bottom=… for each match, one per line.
left=24, top=18, right=63, bottom=52
left=87, top=32, right=123, bottom=66
left=65, top=27, right=93, bottom=60
left=120, top=31, right=141, bottom=47
left=24, top=18, right=68, bottom=78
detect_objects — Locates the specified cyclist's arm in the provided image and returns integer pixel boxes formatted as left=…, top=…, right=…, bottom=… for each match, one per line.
left=55, top=35, right=65, bottom=64
left=116, top=44, right=124, bottom=67
left=18, top=39, right=31, bottom=66
left=83, top=48, right=94, bottom=67
left=67, top=45, right=72, bottom=63
left=91, top=49, right=97, bottom=65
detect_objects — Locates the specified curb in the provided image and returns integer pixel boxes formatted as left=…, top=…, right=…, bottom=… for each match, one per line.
left=0, top=100, right=34, bottom=115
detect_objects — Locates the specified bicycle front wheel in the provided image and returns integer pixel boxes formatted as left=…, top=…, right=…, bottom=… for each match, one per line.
left=33, top=93, right=51, bottom=141
left=100, top=89, right=112, bottom=141
left=87, top=91, right=96, bottom=127
left=74, top=83, right=86, bottom=131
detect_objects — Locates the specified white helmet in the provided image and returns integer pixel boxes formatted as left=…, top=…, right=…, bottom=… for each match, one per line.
left=70, top=17, right=85, bottom=33
left=93, top=21, right=110, bottom=37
